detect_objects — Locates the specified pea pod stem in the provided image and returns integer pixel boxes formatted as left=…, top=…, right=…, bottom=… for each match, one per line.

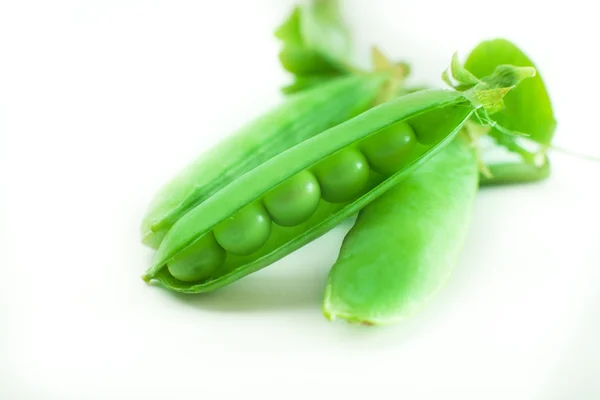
left=479, top=158, right=550, bottom=186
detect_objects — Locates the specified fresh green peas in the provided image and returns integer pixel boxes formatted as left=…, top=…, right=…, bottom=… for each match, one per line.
left=167, top=232, right=226, bottom=282
left=361, top=121, right=417, bottom=175
left=313, top=148, right=370, bottom=203
left=214, top=203, right=272, bottom=255
left=145, top=90, right=477, bottom=292
left=144, top=73, right=527, bottom=294
left=263, top=171, right=321, bottom=227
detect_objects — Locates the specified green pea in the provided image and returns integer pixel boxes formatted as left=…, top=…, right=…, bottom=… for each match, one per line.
left=361, top=121, right=417, bottom=175
left=408, top=104, right=473, bottom=145
left=313, top=148, right=370, bottom=203
left=167, top=232, right=226, bottom=282
left=214, top=203, right=272, bottom=255
left=263, top=171, right=321, bottom=227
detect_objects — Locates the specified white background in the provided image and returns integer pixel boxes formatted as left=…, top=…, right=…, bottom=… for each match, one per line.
left=1, top=0, right=599, bottom=399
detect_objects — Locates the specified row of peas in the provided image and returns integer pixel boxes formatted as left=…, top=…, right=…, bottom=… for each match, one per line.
left=167, top=121, right=418, bottom=282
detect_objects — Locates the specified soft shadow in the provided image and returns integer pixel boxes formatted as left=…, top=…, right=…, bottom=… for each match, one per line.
left=153, top=216, right=468, bottom=349
left=320, top=306, right=451, bottom=349
left=165, top=264, right=328, bottom=313
left=164, top=222, right=356, bottom=313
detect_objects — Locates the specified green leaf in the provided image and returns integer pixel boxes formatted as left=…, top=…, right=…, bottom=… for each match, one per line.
left=450, top=52, right=480, bottom=87
left=275, top=0, right=352, bottom=93
left=465, top=39, right=556, bottom=146
left=441, top=69, right=454, bottom=88
left=278, top=45, right=341, bottom=75
left=301, top=0, right=351, bottom=67
left=274, top=6, right=303, bottom=45
left=281, top=73, right=341, bottom=94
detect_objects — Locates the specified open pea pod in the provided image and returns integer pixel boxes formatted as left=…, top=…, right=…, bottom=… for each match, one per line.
left=141, top=72, right=390, bottom=248
left=143, top=78, right=520, bottom=293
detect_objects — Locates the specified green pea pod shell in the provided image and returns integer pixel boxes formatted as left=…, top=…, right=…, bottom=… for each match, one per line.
left=143, top=89, right=477, bottom=293
left=141, top=73, right=389, bottom=248
left=323, top=135, right=479, bottom=325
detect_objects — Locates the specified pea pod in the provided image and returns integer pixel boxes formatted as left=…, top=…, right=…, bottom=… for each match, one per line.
left=141, top=73, right=390, bottom=248
left=322, top=135, right=479, bottom=325
left=143, top=88, right=499, bottom=294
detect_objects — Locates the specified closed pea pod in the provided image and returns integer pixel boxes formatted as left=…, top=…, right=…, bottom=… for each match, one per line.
left=323, top=136, right=479, bottom=325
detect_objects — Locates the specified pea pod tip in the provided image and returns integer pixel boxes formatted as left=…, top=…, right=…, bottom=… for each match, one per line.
left=322, top=289, right=379, bottom=326
left=323, top=307, right=379, bottom=327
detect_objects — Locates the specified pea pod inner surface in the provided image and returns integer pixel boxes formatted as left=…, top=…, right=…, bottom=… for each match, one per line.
left=143, top=89, right=475, bottom=293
